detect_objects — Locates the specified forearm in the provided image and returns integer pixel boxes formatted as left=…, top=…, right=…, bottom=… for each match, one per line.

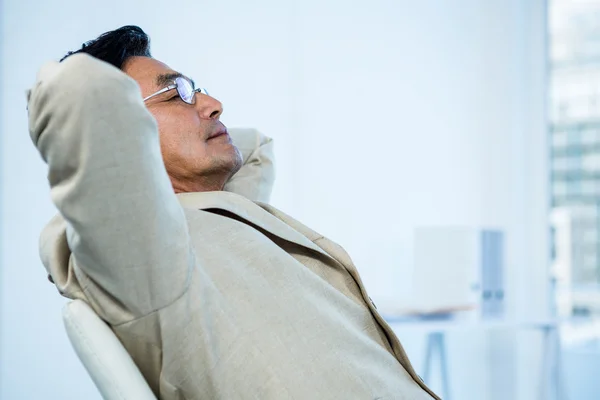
left=29, top=54, right=192, bottom=316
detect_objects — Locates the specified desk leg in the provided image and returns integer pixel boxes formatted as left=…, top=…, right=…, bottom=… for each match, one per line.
left=539, top=326, right=567, bottom=400
left=423, top=332, right=450, bottom=400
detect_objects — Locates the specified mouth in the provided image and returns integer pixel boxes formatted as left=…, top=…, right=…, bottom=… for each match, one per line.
left=207, top=128, right=228, bottom=141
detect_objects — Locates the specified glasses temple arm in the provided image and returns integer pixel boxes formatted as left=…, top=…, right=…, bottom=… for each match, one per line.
left=143, top=85, right=176, bottom=102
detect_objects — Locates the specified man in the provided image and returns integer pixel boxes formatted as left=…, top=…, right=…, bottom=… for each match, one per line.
left=28, top=25, right=438, bottom=399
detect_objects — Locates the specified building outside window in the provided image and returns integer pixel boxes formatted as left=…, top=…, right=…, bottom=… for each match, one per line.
left=550, top=0, right=600, bottom=316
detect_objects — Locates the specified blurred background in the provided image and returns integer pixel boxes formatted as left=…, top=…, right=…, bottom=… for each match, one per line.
left=2, top=0, right=600, bottom=398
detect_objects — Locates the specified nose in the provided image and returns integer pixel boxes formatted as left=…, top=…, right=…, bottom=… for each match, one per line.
left=194, top=92, right=223, bottom=120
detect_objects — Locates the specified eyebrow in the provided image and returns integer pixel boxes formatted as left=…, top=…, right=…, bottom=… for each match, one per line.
left=155, top=72, right=196, bottom=89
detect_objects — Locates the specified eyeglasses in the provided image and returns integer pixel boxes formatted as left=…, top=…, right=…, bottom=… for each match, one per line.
left=143, top=76, right=209, bottom=105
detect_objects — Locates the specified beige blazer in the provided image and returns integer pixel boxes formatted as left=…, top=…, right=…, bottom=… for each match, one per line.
left=29, top=54, right=439, bottom=400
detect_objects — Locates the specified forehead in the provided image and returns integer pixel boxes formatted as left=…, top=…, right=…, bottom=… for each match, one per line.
left=122, top=56, right=178, bottom=92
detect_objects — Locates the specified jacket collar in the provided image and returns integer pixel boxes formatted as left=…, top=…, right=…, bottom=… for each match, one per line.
left=176, top=191, right=330, bottom=258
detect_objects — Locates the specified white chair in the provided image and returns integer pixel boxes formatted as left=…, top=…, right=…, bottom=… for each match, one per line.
left=62, top=299, right=157, bottom=400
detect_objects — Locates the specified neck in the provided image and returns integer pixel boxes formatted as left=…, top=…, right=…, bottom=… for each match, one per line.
left=170, top=175, right=226, bottom=194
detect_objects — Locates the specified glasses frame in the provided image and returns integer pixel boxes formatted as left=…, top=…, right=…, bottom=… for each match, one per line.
left=143, top=77, right=209, bottom=105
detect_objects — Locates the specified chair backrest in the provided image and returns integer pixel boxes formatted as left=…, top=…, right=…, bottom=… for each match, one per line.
left=62, top=300, right=157, bottom=400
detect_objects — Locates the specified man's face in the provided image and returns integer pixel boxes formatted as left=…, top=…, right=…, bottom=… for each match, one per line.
left=122, top=56, right=242, bottom=193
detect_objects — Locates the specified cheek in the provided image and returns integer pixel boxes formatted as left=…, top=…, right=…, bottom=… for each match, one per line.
left=152, top=110, right=208, bottom=164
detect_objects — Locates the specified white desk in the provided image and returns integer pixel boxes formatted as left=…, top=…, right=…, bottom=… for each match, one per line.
left=383, top=316, right=565, bottom=400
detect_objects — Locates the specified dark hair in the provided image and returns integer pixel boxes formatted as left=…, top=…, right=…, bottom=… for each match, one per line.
left=60, top=25, right=151, bottom=69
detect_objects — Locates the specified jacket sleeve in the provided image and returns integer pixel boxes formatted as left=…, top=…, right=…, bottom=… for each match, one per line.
left=224, top=128, right=275, bottom=203
left=28, top=54, right=195, bottom=320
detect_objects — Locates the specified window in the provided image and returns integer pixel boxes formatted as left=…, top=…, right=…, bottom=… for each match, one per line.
left=581, top=128, right=599, bottom=146
left=553, top=130, right=569, bottom=147
left=550, top=0, right=600, bottom=300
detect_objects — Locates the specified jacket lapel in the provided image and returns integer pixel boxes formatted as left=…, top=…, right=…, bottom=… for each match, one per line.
left=257, top=202, right=360, bottom=273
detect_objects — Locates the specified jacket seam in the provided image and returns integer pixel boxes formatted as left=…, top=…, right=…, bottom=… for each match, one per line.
left=111, top=250, right=195, bottom=327
left=111, top=281, right=191, bottom=328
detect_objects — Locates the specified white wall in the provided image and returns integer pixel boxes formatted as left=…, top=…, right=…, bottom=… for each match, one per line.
left=0, top=0, right=548, bottom=399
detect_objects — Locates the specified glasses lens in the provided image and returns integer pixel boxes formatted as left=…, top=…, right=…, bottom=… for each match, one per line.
left=175, top=77, right=195, bottom=104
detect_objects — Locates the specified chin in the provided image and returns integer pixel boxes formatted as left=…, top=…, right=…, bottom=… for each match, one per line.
left=211, top=144, right=243, bottom=179
left=229, top=145, right=243, bottom=176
